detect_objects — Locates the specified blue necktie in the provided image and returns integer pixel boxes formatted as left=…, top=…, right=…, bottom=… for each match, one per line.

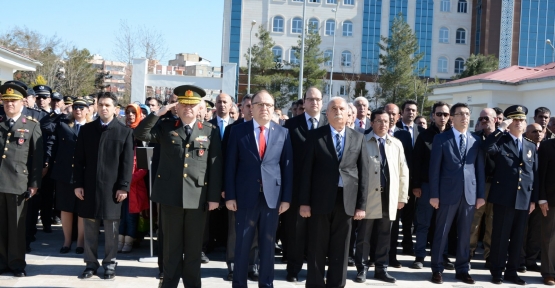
left=459, top=134, right=466, bottom=161
left=335, top=133, right=343, bottom=161
left=220, top=119, right=226, bottom=139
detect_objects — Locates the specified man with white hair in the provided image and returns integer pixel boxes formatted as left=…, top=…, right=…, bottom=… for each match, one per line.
left=348, top=103, right=365, bottom=133
left=353, top=97, right=370, bottom=130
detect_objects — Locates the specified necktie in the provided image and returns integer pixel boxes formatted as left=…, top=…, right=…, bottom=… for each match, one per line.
left=359, top=120, right=364, bottom=128
left=335, top=133, right=343, bottom=161
left=259, top=126, right=266, bottom=159
left=220, top=119, right=226, bottom=139
left=378, top=138, right=387, bottom=187
left=389, top=130, right=394, bottom=137
left=8, top=118, right=14, bottom=129
left=76, top=124, right=81, bottom=134
left=309, top=118, right=316, bottom=130
left=184, top=125, right=192, bottom=137
left=516, top=138, right=522, bottom=158
left=459, top=134, right=466, bottom=160
left=101, top=124, right=108, bottom=131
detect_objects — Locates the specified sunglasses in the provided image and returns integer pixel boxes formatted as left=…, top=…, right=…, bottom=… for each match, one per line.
left=478, top=116, right=490, bottom=121
left=73, top=105, right=87, bottom=110
left=435, top=112, right=449, bottom=117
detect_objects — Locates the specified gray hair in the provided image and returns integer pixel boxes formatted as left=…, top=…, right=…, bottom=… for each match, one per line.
left=327, top=97, right=348, bottom=110
left=353, top=96, right=369, bottom=106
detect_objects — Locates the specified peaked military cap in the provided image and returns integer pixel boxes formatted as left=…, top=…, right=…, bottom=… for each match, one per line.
left=72, top=97, right=89, bottom=107
left=505, top=105, right=528, bottom=120
left=26, top=88, right=36, bottom=96
left=5, top=80, right=28, bottom=90
left=173, top=85, right=205, bottom=105
left=63, top=96, right=74, bottom=105
left=33, top=85, right=52, bottom=97
left=51, top=92, right=63, bottom=101
left=205, top=100, right=215, bottom=109
left=0, top=82, right=27, bottom=100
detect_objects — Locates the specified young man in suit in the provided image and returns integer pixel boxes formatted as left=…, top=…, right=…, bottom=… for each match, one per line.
left=429, top=102, right=486, bottom=285
left=282, top=87, right=328, bottom=282
left=299, top=97, right=368, bottom=287
left=134, top=85, right=223, bottom=288
left=225, top=90, right=293, bottom=288
left=485, top=105, right=538, bottom=285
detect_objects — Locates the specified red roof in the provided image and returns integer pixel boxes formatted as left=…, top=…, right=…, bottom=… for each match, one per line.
left=440, top=63, right=555, bottom=87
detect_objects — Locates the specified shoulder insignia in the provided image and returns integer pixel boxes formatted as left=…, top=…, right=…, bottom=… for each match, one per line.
left=26, top=116, right=37, bottom=123
left=523, top=137, right=534, bottom=143
left=50, top=112, right=56, bottom=117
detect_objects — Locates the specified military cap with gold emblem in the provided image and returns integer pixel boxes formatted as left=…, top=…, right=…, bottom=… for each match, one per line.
left=205, top=100, right=215, bottom=110
left=83, top=95, right=94, bottom=105
left=33, top=85, right=52, bottom=97
left=0, top=82, right=28, bottom=100
left=173, top=85, right=205, bottom=105
left=63, top=96, right=74, bottom=105
left=72, top=97, right=89, bottom=107
left=504, top=105, right=528, bottom=120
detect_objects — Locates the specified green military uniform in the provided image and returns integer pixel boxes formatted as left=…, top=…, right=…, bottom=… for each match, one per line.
left=0, top=83, right=43, bottom=276
left=134, top=85, right=222, bottom=288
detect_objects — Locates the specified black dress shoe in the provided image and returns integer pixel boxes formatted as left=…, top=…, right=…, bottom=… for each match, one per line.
left=60, top=246, right=71, bottom=254
left=52, top=216, right=62, bottom=225
left=43, top=226, right=52, bottom=233
left=443, top=260, right=455, bottom=270
left=200, top=252, right=209, bottom=264
left=368, top=261, right=375, bottom=267
left=104, top=269, right=116, bottom=279
left=348, top=257, right=355, bottom=267
left=81, top=268, right=97, bottom=279
left=492, top=277, right=503, bottom=284
left=0, top=268, right=10, bottom=275
left=75, top=247, right=84, bottom=254
left=374, top=272, right=396, bottom=283
left=248, top=271, right=259, bottom=281
left=527, top=264, right=541, bottom=272
left=505, top=275, right=527, bottom=285
left=158, top=272, right=164, bottom=279
left=13, top=269, right=26, bottom=277
left=389, top=259, right=402, bottom=268
left=226, top=272, right=233, bottom=281
left=286, top=274, right=298, bottom=282
left=455, top=272, right=475, bottom=284
left=411, top=257, right=424, bottom=269
left=517, top=264, right=527, bottom=273
left=431, top=272, right=443, bottom=284
left=354, top=270, right=366, bottom=283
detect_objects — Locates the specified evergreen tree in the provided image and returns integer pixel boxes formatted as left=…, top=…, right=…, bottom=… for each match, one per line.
left=454, top=53, right=499, bottom=79
left=290, top=24, right=328, bottom=95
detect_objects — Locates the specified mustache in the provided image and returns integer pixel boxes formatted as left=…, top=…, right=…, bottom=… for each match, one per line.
left=334, top=115, right=343, bottom=119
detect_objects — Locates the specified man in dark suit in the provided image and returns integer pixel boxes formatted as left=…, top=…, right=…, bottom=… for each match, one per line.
left=282, top=87, right=328, bottom=282
left=300, top=96, right=367, bottom=287
left=485, top=105, right=538, bottom=285
left=429, top=102, right=485, bottom=285
left=0, top=83, right=43, bottom=277
left=73, top=92, right=134, bottom=280
left=538, top=138, right=555, bottom=285
left=134, top=85, right=223, bottom=288
left=353, top=97, right=370, bottom=130
left=225, top=90, right=293, bottom=288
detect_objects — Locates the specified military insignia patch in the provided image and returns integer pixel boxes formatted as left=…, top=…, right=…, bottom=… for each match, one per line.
left=198, top=149, right=205, bottom=156
left=197, top=121, right=203, bottom=129
left=21, top=117, right=26, bottom=124
left=527, top=150, right=532, bottom=158
left=195, top=135, right=208, bottom=142
left=18, top=138, right=24, bottom=145
left=517, top=106, right=523, bottom=112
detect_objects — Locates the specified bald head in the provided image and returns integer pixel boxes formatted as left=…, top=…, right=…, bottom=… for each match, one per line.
left=526, top=123, right=544, bottom=143
left=384, top=103, right=401, bottom=127
left=216, top=93, right=232, bottom=118
left=479, top=108, right=497, bottom=135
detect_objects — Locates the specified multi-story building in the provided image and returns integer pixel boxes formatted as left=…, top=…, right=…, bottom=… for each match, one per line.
left=90, top=54, right=129, bottom=96
left=471, top=0, right=555, bottom=69
left=222, top=0, right=473, bottom=100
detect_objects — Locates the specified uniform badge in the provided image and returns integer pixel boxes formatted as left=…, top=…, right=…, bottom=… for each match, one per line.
left=198, top=149, right=205, bottom=156
left=197, top=122, right=203, bottom=129
left=195, top=135, right=208, bottom=142
left=21, top=117, right=26, bottom=124
left=18, top=138, right=24, bottom=145
left=527, top=150, right=532, bottom=158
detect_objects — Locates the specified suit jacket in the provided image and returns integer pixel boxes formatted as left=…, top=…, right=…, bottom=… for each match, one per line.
left=429, top=128, right=485, bottom=205
left=209, top=116, right=234, bottom=140
left=284, top=113, right=328, bottom=205
left=222, top=118, right=247, bottom=157
left=396, top=121, right=425, bottom=146
left=0, top=114, right=43, bottom=194
left=225, top=121, right=293, bottom=209
left=484, top=130, right=538, bottom=210
left=134, top=114, right=223, bottom=209
left=538, top=139, right=555, bottom=207
left=363, top=131, right=409, bottom=220
left=354, top=117, right=371, bottom=130
left=365, top=127, right=413, bottom=174
left=73, top=118, right=134, bottom=219
left=299, top=125, right=368, bottom=216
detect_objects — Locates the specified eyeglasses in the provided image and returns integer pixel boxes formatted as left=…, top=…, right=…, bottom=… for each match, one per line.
left=435, top=112, right=449, bottom=117
left=73, top=105, right=87, bottom=110
left=478, top=116, right=490, bottom=121
left=454, top=112, right=471, bottom=117
left=253, top=102, right=274, bottom=109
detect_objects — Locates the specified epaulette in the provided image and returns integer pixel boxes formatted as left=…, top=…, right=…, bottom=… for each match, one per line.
left=523, top=137, right=535, bottom=144
left=26, top=115, right=38, bottom=123
left=29, top=107, right=41, bottom=111
left=203, top=121, right=214, bottom=128
left=49, top=112, right=57, bottom=118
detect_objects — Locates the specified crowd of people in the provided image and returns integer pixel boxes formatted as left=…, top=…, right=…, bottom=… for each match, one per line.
left=0, top=80, right=555, bottom=288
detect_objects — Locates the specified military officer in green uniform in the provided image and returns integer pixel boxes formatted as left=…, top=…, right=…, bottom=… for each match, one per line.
left=0, top=83, right=43, bottom=277
left=134, top=85, right=223, bottom=288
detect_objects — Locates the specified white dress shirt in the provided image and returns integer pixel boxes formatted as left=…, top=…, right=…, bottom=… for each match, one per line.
left=253, top=119, right=270, bottom=151
left=304, top=112, right=321, bottom=130
left=452, top=127, right=467, bottom=152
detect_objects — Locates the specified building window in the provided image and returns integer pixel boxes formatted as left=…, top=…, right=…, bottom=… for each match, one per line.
left=438, top=57, right=448, bottom=73
left=344, top=0, right=354, bottom=5
left=273, top=16, right=284, bottom=32
left=327, top=0, right=336, bottom=3
left=292, top=17, right=303, bottom=33
left=456, top=28, right=466, bottom=44
left=341, top=50, right=352, bottom=67
left=290, top=49, right=299, bottom=65
left=339, top=85, right=346, bottom=95
left=272, top=46, right=283, bottom=62
left=457, top=0, right=467, bottom=13
left=309, top=0, right=320, bottom=2
left=324, top=49, right=333, bottom=66
left=441, top=0, right=450, bottom=12
left=292, top=0, right=302, bottom=2
left=455, top=57, right=465, bottom=73
left=439, top=27, right=449, bottom=43
left=342, top=21, right=353, bottom=36
left=325, top=19, right=335, bottom=35
left=309, top=18, right=319, bottom=34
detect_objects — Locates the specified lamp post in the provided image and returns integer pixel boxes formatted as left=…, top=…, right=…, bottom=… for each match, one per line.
left=247, top=20, right=257, bottom=94
left=298, top=1, right=307, bottom=100
left=328, top=2, right=339, bottom=99
left=547, top=39, right=555, bottom=63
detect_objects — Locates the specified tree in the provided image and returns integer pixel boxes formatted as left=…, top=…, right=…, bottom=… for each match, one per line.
left=60, top=48, right=97, bottom=96
left=290, top=24, right=328, bottom=95
left=454, top=53, right=499, bottom=79
left=377, top=13, right=424, bottom=106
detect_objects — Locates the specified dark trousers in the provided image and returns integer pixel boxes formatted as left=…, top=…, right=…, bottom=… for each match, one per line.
left=489, top=204, right=528, bottom=278
left=541, top=207, right=555, bottom=278
left=400, top=185, right=416, bottom=251
left=520, top=207, right=542, bottom=267
left=430, top=197, right=475, bottom=273
left=282, top=202, right=308, bottom=277
left=226, top=210, right=258, bottom=273
left=233, top=194, right=279, bottom=288
left=389, top=209, right=402, bottom=261
left=157, top=203, right=163, bottom=274
left=37, top=177, right=55, bottom=228
left=160, top=204, right=207, bottom=288
left=355, top=218, right=392, bottom=273
left=0, top=192, right=27, bottom=271
left=306, top=189, right=352, bottom=288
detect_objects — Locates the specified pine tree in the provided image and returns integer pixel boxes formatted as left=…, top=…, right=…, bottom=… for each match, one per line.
left=454, top=53, right=499, bottom=79
left=290, top=24, right=328, bottom=95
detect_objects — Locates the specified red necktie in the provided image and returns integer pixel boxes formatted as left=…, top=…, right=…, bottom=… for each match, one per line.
left=259, top=126, right=266, bottom=159
left=359, top=121, right=363, bottom=128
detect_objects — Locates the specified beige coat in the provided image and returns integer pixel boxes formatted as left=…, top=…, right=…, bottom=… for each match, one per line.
left=363, top=131, right=409, bottom=220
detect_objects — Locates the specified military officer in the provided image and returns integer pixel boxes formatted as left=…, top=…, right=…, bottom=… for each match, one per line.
left=0, top=82, right=43, bottom=277
left=134, top=85, right=223, bottom=288
left=484, top=105, right=538, bottom=285
left=0, top=81, right=47, bottom=122
left=33, top=85, right=53, bottom=114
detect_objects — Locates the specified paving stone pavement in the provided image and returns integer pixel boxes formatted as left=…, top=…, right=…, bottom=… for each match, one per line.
left=0, top=224, right=545, bottom=287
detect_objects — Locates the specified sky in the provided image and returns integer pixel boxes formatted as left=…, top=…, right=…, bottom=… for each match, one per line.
left=0, top=0, right=224, bottom=66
